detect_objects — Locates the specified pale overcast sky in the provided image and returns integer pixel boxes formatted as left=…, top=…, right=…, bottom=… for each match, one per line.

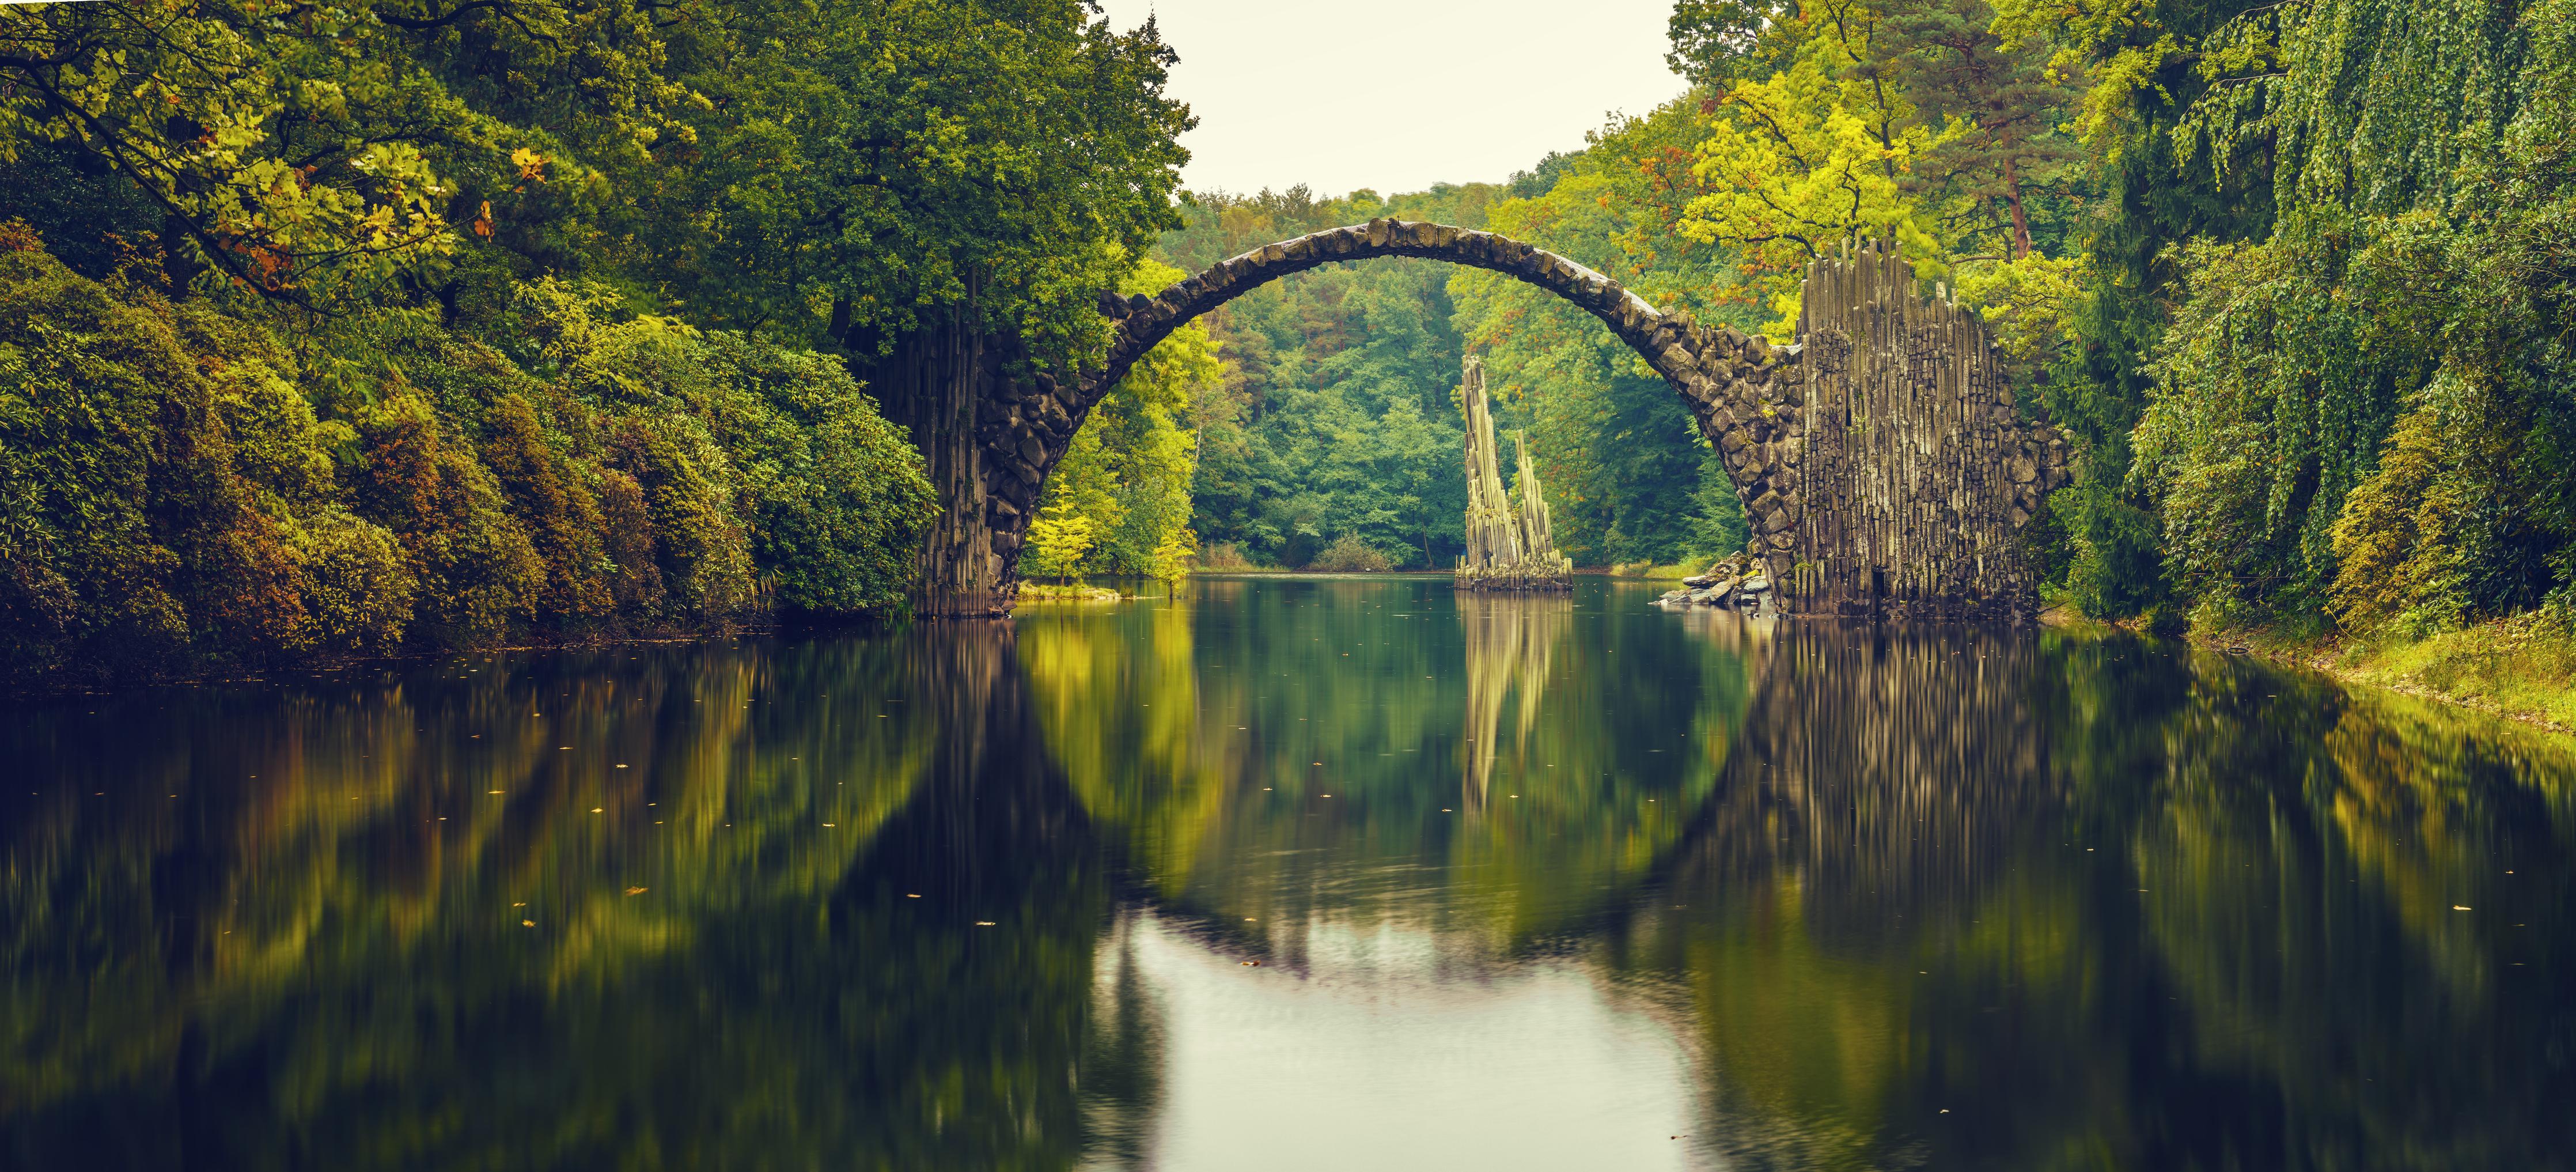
left=1090, top=0, right=1689, bottom=199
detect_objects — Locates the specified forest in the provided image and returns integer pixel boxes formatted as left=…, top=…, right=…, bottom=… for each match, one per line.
left=5, top=0, right=2575, bottom=686
left=1043, top=0, right=2576, bottom=686
left=0, top=0, right=1183, bottom=683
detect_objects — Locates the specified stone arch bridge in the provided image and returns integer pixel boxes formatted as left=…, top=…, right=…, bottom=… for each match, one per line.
left=866, top=219, right=2071, bottom=620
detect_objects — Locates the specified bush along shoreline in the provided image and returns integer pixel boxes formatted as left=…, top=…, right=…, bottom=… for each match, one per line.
left=0, top=237, right=934, bottom=691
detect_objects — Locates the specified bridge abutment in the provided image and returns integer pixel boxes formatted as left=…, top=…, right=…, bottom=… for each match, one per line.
left=1776, top=243, right=2071, bottom=619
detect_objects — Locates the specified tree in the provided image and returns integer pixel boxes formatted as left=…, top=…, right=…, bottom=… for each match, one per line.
left=1878, top=0, right=2082, bottom=260
left=2130, top=0, right=2576, bottom=631
left=643, top=0, right=1194, bottom=362
left=0, top=0, right=597, bottom=303
left=1667, top=0, right=1800, bottom=89
left=1030, top=258, right=1218, bottom=581
left=1677, top=0, right=1966, bottom=335
left=1453, top=100, right=1750, bottom=567
left=1984, top=0, right=2280, bottom=620
left=1150, top=187, right=1479, bottom=569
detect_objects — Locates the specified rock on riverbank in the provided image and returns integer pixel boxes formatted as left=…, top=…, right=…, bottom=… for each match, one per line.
left=1656, top=554, right=1772, bottom=615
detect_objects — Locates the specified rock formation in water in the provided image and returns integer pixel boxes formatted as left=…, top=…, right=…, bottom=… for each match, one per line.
left=1456, top=357, right=1572, bottom=591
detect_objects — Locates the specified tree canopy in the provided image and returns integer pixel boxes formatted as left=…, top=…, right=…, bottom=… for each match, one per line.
left=0, top=0, right=1194, bottom=682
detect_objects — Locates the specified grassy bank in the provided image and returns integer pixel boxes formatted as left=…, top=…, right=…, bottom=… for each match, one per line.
left=2217, top=613, right=2576, bottom=735
left=1019, top=583, right=1126, bottom=603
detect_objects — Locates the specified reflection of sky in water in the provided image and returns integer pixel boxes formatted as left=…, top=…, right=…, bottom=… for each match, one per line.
left=1095, top=911, right=1697, bottom=1172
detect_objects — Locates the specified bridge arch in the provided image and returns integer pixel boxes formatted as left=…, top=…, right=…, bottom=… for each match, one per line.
left=972, top=221, right=1783, bottom=596
left=937, top=220, right=2068, bottom=618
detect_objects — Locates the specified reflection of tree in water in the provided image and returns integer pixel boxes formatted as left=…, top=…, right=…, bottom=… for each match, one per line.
left=1079, top=909, right=1169, bottom=1169
left=1600, top=626, right=2576, bottom=1172
left=1456, top=592, right=1569, bottom=812
left=2121, top=659, right=2576, bottom=1172
left=18, top=599, right=2569, bottom=1170
left=0, top=626, right=1163, bottom=1171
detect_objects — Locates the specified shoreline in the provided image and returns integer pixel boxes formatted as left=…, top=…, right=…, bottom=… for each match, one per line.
left=2187, top=618, right=2574, bottom=739
left=0, top=617, right=893, bottom=702
left=2041, top=606, right=2576, bottom=738
left=2233, top=637, right=2574, bottom=739
left=38, top=585, right=2567, bottom=743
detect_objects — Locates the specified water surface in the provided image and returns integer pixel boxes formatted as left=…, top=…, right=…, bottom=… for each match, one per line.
left=6, top=576, right=2572, bottom=1170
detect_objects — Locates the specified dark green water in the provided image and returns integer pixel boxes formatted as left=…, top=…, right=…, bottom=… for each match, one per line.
left=5, top=576, right=2573, bottom=1170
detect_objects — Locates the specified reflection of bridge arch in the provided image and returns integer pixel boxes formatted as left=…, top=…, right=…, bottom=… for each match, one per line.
left=1017, top=589, right=1774, bottom=964
left=906, top=221, right=2071, bottom=618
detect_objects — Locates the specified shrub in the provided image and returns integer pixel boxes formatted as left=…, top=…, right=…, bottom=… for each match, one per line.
left=479, top=392, right=615, bottom=625
left=690, top=332, right=933, bottom=615
left=1308, top=534, right=1392, bottom=572
left=1196, top=541, right=1259, bottom=571
left=295, top=509, right=416, bottom=653
left=350, top=391, right=547, bottom=644
left=0, top=252, right=933, bottom=685
left=0, top=249, right=279, bottom=674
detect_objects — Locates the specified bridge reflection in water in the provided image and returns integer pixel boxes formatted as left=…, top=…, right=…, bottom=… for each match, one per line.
left=3, top=578, right=2572, bottom=1170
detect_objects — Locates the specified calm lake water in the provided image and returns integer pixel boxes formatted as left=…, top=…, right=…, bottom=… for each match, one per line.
left=5, top=576, right=2573, bottom=1170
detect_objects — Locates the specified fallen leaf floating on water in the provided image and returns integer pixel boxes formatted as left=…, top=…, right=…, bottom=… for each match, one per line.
left=974, top=921, right=995, bottom=927
left=624, top=887, right=647, bottom=896
left=2454, top=905, right=2473, bottom=910
left=522, top=920, right=535, bottom=927
left=906, top=894, right=922, bottom=899
left=591, top=808, right=604, bottom=814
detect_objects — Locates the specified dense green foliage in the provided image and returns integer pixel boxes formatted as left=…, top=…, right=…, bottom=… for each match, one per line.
left=9, top=0, right=2571, bottom=652
left=1700, top=0, right=2576, bottom=640
left=0, top=0, right=1188, bottom=354
left=1025, top=259, right=1219, bottom=582
left=2123, top=0, right=2576, bottom=635
left=0, top=0, right=1191, bottom=682
left=0, top=243, right=933, bottom=680
left=1113, top=0, right=2094, bottom=574
left=1961, top=0, right=2575, bottom=636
